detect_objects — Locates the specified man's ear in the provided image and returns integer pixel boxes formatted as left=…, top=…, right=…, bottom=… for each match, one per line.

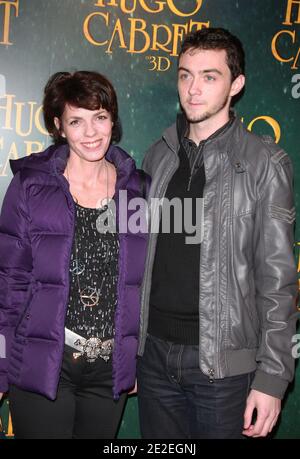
left=54, top=117, right=65, bottom=138
left=230, top=74, right=245, bottom=97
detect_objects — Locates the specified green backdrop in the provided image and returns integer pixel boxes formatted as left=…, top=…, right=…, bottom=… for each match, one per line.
left=0, top=0, right=299, bottom=439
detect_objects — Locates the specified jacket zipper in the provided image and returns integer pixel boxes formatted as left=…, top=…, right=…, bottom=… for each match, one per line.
left=56, top=174, right=76, bottom=387
left=213, top=152, right=225, bottom=380
left=187, top=141, right=205, bottom=192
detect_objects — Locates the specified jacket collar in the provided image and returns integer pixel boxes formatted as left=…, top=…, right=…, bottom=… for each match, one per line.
left=10, top=143, right=137, bottom=186
left=162, top=112, right=247, bottom=171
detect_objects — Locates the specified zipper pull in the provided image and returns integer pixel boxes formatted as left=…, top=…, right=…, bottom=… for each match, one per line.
left=208, top=368, right=215, bottom=383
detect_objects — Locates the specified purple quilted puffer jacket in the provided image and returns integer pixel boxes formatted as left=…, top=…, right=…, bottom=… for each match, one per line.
left=0, top=143, right=149, bottom=400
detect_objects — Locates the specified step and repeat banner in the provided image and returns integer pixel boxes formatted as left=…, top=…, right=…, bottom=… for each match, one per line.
left=0, top=0, right=299, bottom=439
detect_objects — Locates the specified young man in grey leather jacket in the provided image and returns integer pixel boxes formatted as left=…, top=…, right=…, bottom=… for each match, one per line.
left=137, top=27, right=298, bottom=439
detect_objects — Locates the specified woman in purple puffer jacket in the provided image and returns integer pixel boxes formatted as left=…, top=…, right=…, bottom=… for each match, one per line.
left=0, top=71, right=149, bottom=439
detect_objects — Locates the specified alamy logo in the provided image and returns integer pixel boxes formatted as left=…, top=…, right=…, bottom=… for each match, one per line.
left=292, top=334, right=300, bottom=358
left=291, top=74, right=300, bottom=99
left=95, top=191, right=205, bottom=245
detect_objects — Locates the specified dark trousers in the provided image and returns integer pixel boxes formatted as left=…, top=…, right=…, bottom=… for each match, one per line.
left=9, top=346, right=126, bottom=439
left=137, top=334, right=254, bottom=439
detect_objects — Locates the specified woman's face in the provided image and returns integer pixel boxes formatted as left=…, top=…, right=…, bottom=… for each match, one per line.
left=55, top=104, right=113, bottom=162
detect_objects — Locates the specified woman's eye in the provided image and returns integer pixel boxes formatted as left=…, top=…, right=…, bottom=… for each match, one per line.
left=70, top=120, right=79, bottom=126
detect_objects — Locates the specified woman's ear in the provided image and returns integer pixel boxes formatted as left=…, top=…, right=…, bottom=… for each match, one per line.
left=54, top=117, right=65, bottom=138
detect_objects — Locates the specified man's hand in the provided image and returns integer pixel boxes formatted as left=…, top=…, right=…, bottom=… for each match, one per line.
left=243, top=389, right=281, bottom=437
left=0, top=393, right=3, bottom=402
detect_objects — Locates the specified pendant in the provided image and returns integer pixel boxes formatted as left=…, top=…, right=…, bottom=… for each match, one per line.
left=79, top=287, right=99, bottom=308
left=70, top=259, right=85, bottom=275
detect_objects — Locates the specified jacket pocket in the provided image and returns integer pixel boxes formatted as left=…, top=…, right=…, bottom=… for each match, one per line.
left=14, top=282, right=35, bottom=336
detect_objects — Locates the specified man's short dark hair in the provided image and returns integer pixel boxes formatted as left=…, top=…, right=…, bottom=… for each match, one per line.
left=179, top=28, right=245, bottom=81
left=43, top=71, right=121, bottom=145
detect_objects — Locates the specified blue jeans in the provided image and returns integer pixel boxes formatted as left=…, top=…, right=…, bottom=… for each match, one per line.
left=137, top=334, right=254, bottom=439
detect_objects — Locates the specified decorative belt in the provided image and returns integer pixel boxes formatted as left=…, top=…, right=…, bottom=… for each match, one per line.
left=64, top=328, right=114, bottom=363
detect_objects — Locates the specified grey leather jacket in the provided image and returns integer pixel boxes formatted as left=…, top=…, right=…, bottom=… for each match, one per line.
left=138, top=117, right=298, bottom=399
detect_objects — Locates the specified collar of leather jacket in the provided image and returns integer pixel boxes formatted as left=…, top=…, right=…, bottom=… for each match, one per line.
left=163, top=111, right=247, bottom=173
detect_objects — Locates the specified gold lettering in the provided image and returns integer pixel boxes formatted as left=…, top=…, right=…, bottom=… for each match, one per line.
left=0, top=0, right=19, bottom=45
left=140, top=0, right=165, bottom=13
left=170, top=23, right=188, bottom=56
left=169, top=21, right=208, bottom=57
left=128, top=19, right=150, bottom=53
left=0, top=142, right=18, bottom=176
left=148, top=55, right=157, bottom=71
left=35, top=105, right=49, bottom=135
left=271, top=29, right=295, bottom=63
left=6, top=410, right=13, bottom=437
left=95, top=0, right=165, bottom=13
left=25, top=141, right=44, bottom=156
left=247, top=116, right=281, bottom=144
left=15, top=102, right=36, bottom=137
left=167, top=0, right=202, bottom=17
left=83, top=12, right=109, bottom=46
left=151, top=24, right=172, bottom=53
left=120, top=0, right=136, bottom=14
left=156, top=56, right=171, bottom=71
left=0, top=94, right=14, bottom=130
left=283, top=0, right=300, bottom=25
left=147, top=55, right=171, bottom=72
left=107, top=18, right=127, bottom=54
left=94, top=0, right=118, bottom=6
left=297, top=242, right=300, bottom=271
left=188, top=20, right=210, bottom=33
left=292, top=46, right=300, bottom=69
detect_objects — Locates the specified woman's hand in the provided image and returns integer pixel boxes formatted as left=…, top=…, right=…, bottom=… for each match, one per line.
left=128, top=380, right=137, bottom=395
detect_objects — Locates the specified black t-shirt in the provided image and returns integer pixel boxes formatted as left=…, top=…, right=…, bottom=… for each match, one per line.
left=65, top=202, right=119, bottom=340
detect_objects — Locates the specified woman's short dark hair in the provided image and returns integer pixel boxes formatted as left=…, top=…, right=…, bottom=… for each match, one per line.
left=43, top=71, right=121, bottom=144
left=179, top=28, right=245, bottom=81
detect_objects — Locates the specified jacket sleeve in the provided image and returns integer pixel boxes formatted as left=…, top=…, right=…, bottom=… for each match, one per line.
left=251, top=144, right=298, bottom=399
left=0, top=172, right=32, bottom=393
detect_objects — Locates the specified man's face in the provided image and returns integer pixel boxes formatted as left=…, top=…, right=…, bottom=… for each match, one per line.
left=178, top=48, right=243, bottom=125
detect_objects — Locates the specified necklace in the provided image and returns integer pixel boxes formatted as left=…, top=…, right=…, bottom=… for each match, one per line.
left=66, top=159, right=111, bottom=309
left=73, top=231, right=110, bottom=309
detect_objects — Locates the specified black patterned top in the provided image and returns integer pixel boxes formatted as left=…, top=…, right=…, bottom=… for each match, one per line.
left=65, top=202, right=119, bottom=340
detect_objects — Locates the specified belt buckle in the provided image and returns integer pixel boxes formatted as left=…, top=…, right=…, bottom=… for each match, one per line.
left=83, top=337, right=114, bottom=363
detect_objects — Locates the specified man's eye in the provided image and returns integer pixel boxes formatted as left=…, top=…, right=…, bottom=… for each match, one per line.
left=205, top=75, right=215, bottom=81
left=179, top=73, right=189, bottom=80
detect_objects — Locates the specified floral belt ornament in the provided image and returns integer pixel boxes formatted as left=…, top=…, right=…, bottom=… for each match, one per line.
left=65, top=328, right=114, bottom=363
